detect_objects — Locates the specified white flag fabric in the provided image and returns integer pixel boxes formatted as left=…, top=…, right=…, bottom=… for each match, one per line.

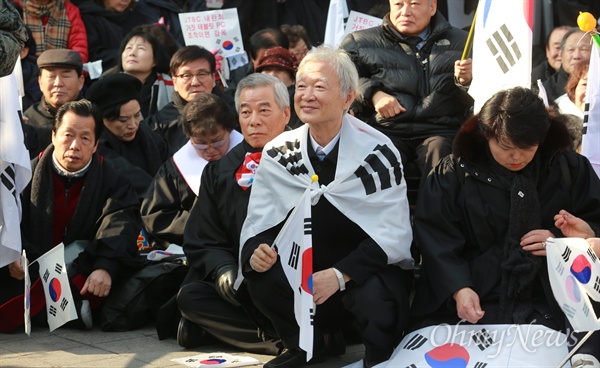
left=377, top=324, right=569, bottom=367
left=0, top=70, right=32, bottom=268
left=323, top=0, right=348, bottom=48
left=468, top=0, right=534, bottom=113
left=582, top=39, right=600, bottom=178
left=23, top=249, right=31, bottom=336
left=546, top=237, right=600, bottom=332
left=271, top=188, right=314, bottom=361
left=36, top=243, right=78, bottom=331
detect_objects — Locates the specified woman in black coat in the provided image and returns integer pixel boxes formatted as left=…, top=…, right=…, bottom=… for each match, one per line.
left=412, top=87, right=600, bottom=333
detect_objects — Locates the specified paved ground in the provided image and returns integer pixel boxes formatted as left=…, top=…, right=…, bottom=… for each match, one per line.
left=0, top=324, right=365, bottom=368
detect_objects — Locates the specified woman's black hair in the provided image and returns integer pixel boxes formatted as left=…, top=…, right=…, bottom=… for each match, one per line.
left=478, top=87, right=550, bottom=148
left=117, top=31, right=170, bottom=74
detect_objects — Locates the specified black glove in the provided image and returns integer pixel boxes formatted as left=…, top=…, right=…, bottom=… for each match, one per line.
left=215, top=264, right=241, bottom=306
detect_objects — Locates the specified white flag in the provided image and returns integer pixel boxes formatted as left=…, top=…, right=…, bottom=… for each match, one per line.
left=36, top=243, right=78, bottom=331
left=380, top=324, right=569, bottom=367
left=468, top=0, right=534, bottom=113
left=323, top=0, right=348, bottom=48
left=0, top=68, right=32, bottom=268
left=582, top=39, right=600, bottom=178
left=272, top=189, right=314, bottom=361
left=546, top=237, right=600, bottom=332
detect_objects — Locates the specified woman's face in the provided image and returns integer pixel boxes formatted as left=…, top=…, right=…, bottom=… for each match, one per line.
left=121, top=36, right=155, bottom=75
left=190, top=127, right=230, bottom=161
left=103, top=0, right=131, bottom=12
left=104, top=100, right=142, bottom=142
left=575, top=72, right=588, bottom=112
left=488, top=137, right=539, bottom=172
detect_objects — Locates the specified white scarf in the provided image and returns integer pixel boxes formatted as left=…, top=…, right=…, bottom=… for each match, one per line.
left=240, top=114, right=414, bottom=269
left=173, top=130, right=243, bottom=195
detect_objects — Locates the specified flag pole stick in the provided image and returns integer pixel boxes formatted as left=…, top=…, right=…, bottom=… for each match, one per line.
left=461, top=7, right=478, bottom=60
left=555, top=328, right=596, bottom=368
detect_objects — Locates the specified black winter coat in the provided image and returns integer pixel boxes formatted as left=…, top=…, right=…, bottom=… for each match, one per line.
left=412, top=116, right=600, bottom=328
left=340, top=12, right=473, bottom=138
left=78, top=0, right=154, bottom=71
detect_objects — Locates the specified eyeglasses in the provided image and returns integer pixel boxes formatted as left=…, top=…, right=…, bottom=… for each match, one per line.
left=190, top=135, right=227, bottom=150
left=175, top=71, right=213, bottom=83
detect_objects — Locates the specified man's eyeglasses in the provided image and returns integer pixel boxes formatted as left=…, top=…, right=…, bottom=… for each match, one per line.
left=175, top=71, right=213, bottom=83
left=191, top=135, right=227, bottom=150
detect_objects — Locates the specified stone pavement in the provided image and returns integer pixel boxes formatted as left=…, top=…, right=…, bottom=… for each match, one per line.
left=0, top=324, right=365, bottom=367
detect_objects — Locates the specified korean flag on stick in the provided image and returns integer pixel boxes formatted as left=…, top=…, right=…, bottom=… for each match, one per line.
left=468, top=0, right=534, bottom=113
left=546, top=237, right=600, bottom=332
left=272, top=188, right=314, bottom=361
left=581, top=36, right=600, bottom=178
left=35, top=243, right=77, bottom=331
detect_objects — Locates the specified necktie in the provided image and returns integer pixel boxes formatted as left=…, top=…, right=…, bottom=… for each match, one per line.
left=315, top=147, right=326, bottom=161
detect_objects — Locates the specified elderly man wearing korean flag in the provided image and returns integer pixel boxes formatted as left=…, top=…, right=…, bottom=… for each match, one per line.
left=240, top=46, right=414, bottom=368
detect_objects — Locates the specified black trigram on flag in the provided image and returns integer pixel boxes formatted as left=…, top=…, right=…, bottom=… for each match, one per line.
left=267, top=140, right=309, bottom=176
left=43, top=269, right=50, bottom=283
left=304, top=218, right=312, bottom=235
left=472, top=328, right=493, bottom=351
left=309, top=308, right=314, bottom=326
left=594, top=276, right=600, bottom=293
left=562, top=246, right=572, bottom=263
left=583, top=303, right=590, bottom=318
left=288, top=242, right=300, bottom=270
left=54, top=263, right=63, bottom=274
left=405, top=365, right=417, bottom=368
left=587, top=247, right=598, bottom=263
left=583, top=106, right=589, bottom=135
left=474, top=362, right=488, bottom=368
left=49, top=305, right=57, bottom=317
left=60, top=298, right=69, bottom=311
left=403, top=334, right=427, bottom=350
left=486, top=24, right=522, bottom=74
left=1, top=164, right=17, bottom=200
left=555, top=260, right=565, bottom=276
left=562, top=303, right=576, bottom=319
left=355, top=144, right=402, bottom=195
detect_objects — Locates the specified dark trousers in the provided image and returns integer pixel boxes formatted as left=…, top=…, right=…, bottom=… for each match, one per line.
left=246, top=261, right=413, bottom=364
left=177, top=280, right=281, bottom=355
left=389, top=134, right=454, bottom=189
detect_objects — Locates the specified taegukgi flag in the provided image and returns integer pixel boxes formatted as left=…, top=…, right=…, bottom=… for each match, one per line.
left=379, top=324, right=569, bottom=367
left=36, top=243, right=78, bottom=331
left=272, top=188, right=314, bottom=361
left=582, top=37, right=600, bottom=177
left=323, top=0, right=348, bottom=48
left=0, top=68, right=32, bottom=268
left=546, top=237, right=600, bottom=332
left=468, top=0, right=534, bottom=113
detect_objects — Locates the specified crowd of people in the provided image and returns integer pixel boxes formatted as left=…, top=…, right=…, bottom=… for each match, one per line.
left=1, top=0, right=599, bottom=367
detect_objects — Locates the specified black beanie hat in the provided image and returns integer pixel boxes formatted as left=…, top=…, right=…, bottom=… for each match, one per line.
left=86, top=73, right=142, bottom=111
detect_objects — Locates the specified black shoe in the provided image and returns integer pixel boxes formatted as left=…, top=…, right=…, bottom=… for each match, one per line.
left=264, top=345, right=327, bottom=368
left=264, top=348, right=308, bottom=368
left=176, top=318, right=207, bottom=349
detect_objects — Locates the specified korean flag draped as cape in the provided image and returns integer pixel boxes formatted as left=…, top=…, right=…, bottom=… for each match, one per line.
left=239, top=114, right=414, bottom=273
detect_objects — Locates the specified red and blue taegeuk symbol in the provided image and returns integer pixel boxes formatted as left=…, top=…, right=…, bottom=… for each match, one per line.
left=570, top=254, right=592, bottom=284
left=48, top=278, right=62, bottom=302
left=301, top=248, right=313, bottom=295
left=222, top=40, right=233, bottom=50
left=199, top=359, right=227, bottom=365
left=424, top=343, right=470, bottom=368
